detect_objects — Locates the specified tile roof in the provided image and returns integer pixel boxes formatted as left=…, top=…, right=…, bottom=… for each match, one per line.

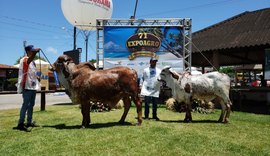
left=0, top=64, right=18, bottom=69
left=192, top=8, right=270, bottom=53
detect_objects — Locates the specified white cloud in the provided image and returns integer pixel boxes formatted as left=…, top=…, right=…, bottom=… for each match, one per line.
left=46, top=47, right=58, bottom=55
left=104, top=41, right=126, bottom=51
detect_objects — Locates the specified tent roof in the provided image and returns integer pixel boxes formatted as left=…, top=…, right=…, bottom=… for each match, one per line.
left=14, top=59, right=49, bottom=68
left=234, top=64, right=262, bottom=71
left=34, top=59, right=49, bottom=65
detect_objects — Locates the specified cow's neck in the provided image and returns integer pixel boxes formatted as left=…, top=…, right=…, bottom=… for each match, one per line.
left=166, top=76, right=176, bottom=97
left=59, top=72, right=71, bottom=90
left=66, top=63, right=77, bottom=73
left=178, top=74, right=190, bottom=86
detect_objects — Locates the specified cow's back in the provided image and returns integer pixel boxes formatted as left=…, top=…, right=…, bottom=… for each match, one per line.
left=72, top=66, right=139, bottom=104
left=106, top=66, right=139, bottom=95
left=187, top=72, right=230, bottom=101
left=204, top=72, right=230, bottom=89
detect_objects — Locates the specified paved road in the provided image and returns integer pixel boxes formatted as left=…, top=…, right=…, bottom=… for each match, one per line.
left=0, top=92, right=72, bottom=110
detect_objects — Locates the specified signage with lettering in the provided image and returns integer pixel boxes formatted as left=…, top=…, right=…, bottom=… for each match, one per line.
left=103, top=26, right=184, bottom=78
left=126, top=33, right=161, bottom=60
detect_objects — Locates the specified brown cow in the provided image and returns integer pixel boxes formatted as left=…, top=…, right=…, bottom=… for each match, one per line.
left=53, top=55, right=142, bottom=128
left=57, top=61, right=96, bottom=99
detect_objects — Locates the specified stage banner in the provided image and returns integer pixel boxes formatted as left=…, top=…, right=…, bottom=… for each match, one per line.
left=265, top=49, right=270, bottom=80
left=103, top=26, right=184, bottom=79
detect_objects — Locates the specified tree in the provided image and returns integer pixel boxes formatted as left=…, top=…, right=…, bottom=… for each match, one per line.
left=219, top=66, right=235, bottom=80
left=89, top=59, right=96, bottom=63
left=219, top=66, right=234, bottom=74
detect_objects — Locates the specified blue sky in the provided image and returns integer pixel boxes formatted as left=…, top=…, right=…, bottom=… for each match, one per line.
left=0, top=0, right=269, bottom=65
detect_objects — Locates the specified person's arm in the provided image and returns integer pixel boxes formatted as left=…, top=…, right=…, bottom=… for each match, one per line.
left=142, top=70, right=146, bottom=82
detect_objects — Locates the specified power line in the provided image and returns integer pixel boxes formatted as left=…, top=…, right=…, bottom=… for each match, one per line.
left=0, top=25, right=73, bottom=40
left=0, top=21, right=63, bottom=34
left=1, top=15, right=63, bottom=30
left=138, top=0, right=236, bottom=17
left=0, top=36, right=71, bottom=41
left=0, top=16, right=76, bottom=43
left=0, top=15, right=74, bottom=37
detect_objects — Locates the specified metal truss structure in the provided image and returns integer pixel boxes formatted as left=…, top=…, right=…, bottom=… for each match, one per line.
left=96, top=18, right=192, bottom=71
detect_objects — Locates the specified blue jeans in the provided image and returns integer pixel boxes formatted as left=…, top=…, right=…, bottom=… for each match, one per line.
left=144, top=96, right=158, bottom=118
left=18, top=89, right=36, bottom=125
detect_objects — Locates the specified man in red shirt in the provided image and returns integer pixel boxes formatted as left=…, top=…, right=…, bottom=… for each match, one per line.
left=16, top=45, right=41, bottom=131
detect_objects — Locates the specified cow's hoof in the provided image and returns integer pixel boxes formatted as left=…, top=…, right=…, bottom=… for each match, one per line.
left=218, top=119, right=223, bottom=123
left=81, top=124, right=90, bottom=129
left=118, top=121, right=125, bottom=125
left=136, top=122, right=142, bottom=126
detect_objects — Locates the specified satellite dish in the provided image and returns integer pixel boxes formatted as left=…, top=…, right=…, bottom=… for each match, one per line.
left=61, top=0, right=113, bottom=30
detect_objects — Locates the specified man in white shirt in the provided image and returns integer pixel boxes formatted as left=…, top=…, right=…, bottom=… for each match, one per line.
left=140, top=58, right=161, bottom=120
left=16, top=45, right=41, bottom=131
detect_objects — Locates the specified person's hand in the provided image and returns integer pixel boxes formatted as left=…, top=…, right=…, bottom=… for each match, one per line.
left=32, top=48, right=41, bottom=53
left=35, top=48, right=41, bottom=52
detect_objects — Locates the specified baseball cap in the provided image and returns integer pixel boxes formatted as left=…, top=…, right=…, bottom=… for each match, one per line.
left=150, top=57, right=158, bottom=61
left=25, top=45, right=39, bottom=53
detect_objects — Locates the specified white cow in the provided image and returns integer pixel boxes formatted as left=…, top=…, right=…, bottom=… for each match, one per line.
left=159, top=67, right=232, bottom=123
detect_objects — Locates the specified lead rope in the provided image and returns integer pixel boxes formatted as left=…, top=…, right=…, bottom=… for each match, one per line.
left=39, top=49, right=59, bottom=87
left=192, top=42, right=218, bottom=71
left=38, top=50, right=42, bottom=79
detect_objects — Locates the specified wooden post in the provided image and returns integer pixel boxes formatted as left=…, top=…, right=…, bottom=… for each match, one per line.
left=41, top=87, right=46, bottom=111
left=202, top=66, right=205, bottom=74
left=213, top=51, right=220, bottom=71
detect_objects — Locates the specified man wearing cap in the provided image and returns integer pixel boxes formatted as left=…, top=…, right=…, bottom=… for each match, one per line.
left=16, top=45, right=41, bottom=131
left=140, top=57, right=161, bottom=120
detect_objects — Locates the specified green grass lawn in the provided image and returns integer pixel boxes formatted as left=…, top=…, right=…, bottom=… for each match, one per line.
left=0, top=104, right=270, bottom=156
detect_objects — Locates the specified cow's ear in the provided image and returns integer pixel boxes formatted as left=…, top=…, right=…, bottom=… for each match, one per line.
left=62, top=62, right=70, bottom=78
left=83, top=62, right=96, bottom=70
left=170, top=71, right=179, bottom=80
left=163, top=66, right=171, bottom=71
left=184, top=72, right=191, bottom=77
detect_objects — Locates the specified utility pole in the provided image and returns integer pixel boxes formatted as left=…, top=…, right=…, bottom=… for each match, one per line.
left=133, top=0, right=138, bottom=19
left=73, top=27, right=77, bottom=50
left=130, top=0, right=138, bottom=19
left=84, top=31, right=90, bottom=62
left=23, top=40, right=27, bottom=55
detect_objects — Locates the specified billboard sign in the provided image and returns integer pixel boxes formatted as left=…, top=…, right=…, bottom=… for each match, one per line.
left=103, top=26, right=184, bottom=78
left=63, top=49, right=80, bottom=64
left=126, top=32, right=161, bottom=60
